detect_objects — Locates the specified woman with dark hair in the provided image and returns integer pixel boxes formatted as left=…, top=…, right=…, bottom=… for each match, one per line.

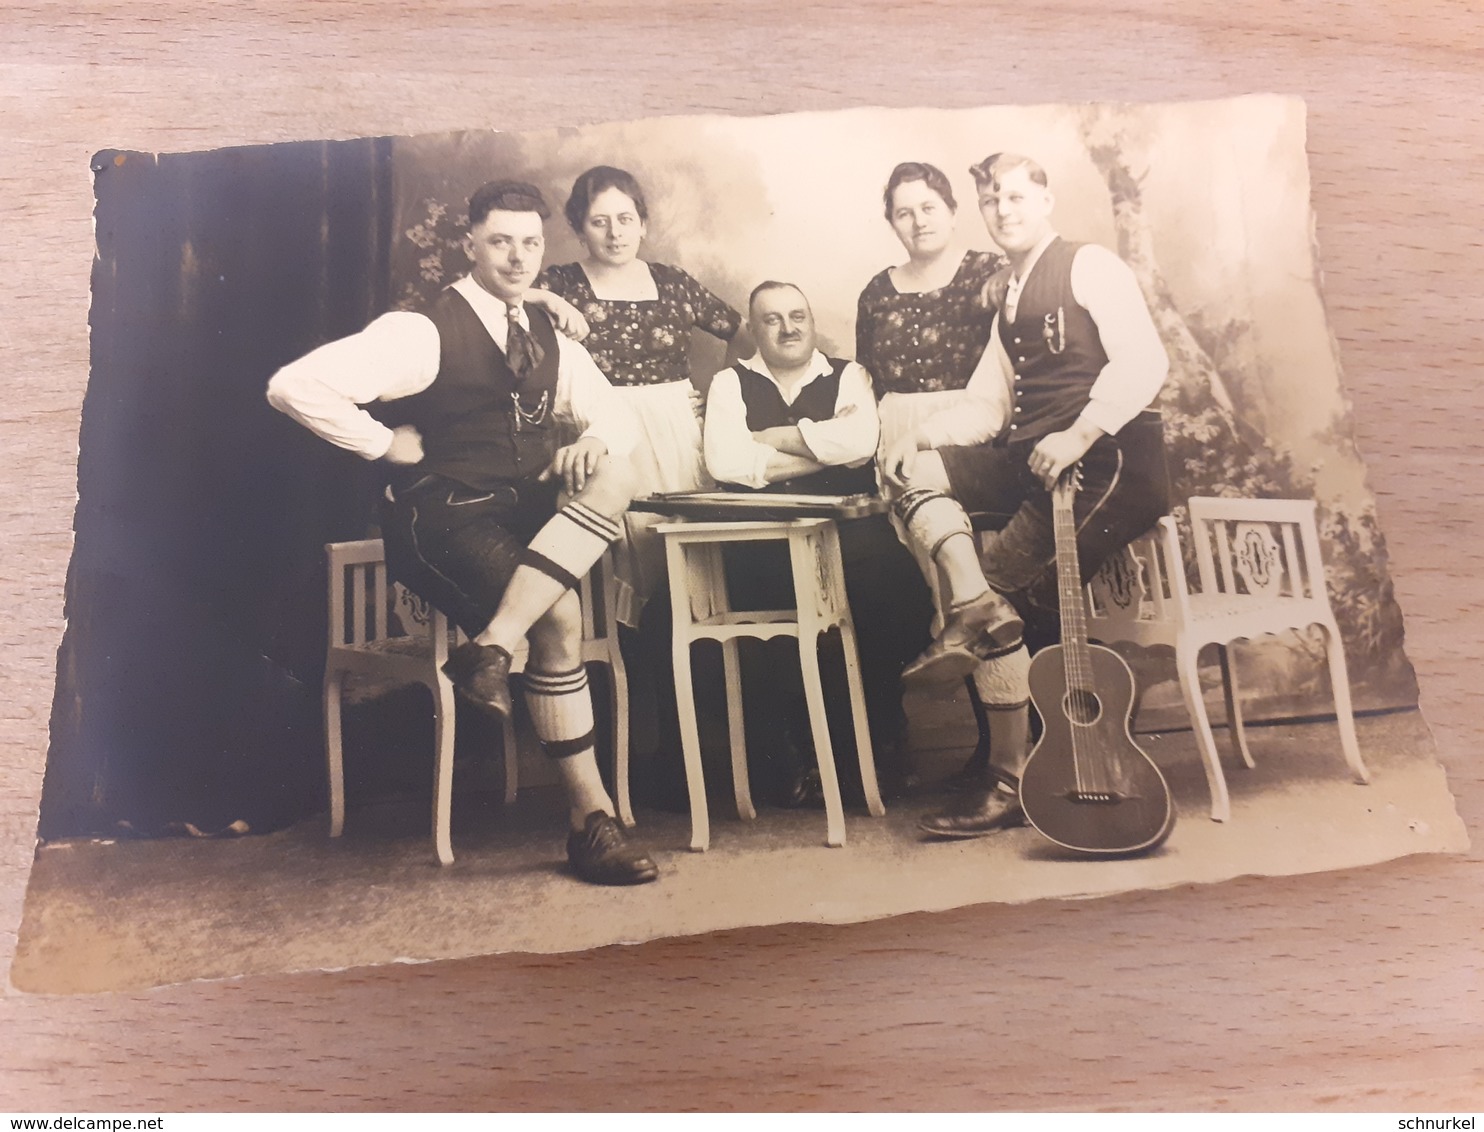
left=538, top=164, right=744, bottom=625
left=538, top=166, right=746, bottom=811
left=856, top=161, right=1013, bottom=788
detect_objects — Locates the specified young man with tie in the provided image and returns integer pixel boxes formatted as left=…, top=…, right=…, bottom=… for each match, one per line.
left=268, top=180, right=658, bottom=885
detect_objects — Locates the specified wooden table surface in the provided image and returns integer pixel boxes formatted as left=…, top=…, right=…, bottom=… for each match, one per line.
left=2, top=0, right=1481, bottom=1111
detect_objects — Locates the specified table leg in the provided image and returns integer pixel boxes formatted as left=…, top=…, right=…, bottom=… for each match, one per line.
left=721, top=637, right=755, bottom=821
left=667, top=537, right=710, bottom=851
left=838, top=619, right=885, bottom=818
left=797, top=630, right=846, bottom=848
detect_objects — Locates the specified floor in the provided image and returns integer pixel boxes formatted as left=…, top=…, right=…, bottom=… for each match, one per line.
left=11, top=708, right=1467, bottom=995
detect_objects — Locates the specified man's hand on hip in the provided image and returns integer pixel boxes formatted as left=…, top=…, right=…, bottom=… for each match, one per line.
left=383, top=425, right=425, bottom=465
left=543, top=436, right=607, bottom=496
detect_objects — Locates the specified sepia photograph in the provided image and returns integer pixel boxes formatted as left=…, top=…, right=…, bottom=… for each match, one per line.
left=12, top=93, right=1466, bottom=995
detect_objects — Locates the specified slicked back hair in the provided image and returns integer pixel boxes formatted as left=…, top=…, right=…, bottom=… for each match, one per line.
left=748, top=279, right=809, bottom=315
left=468, top=180, right=551, bottom=229
left=968, top=153, right=1049, bottom=190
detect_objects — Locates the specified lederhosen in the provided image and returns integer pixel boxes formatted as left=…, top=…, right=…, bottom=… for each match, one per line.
left=939, top=237, right=1170, bottom=619
left=376, top=288, right=564, bottom=635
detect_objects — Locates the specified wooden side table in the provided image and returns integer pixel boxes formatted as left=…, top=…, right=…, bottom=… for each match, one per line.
left=658, top=517, right=885, bottom=851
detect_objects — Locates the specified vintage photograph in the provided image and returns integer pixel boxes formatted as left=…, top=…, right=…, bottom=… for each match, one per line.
left=13, top=94, right=1466, bottom=994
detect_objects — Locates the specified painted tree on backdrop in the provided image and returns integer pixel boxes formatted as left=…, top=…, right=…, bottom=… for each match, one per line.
left=1075, top=104, right=1410, bottom=693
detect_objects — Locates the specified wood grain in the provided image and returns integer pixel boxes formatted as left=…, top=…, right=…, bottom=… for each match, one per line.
left=2, top=0, right=1481, bottom=1111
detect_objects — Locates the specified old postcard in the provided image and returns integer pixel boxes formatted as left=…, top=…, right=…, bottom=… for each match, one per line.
left=13, top=95, right=1466, bottom=993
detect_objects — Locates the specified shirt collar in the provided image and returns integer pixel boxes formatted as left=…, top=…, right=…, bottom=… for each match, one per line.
left=741, top=349, right=833, bottom=389
left=1009, top=232, right=1058, bottom=287
left=452, top=274, right=528, bottom=345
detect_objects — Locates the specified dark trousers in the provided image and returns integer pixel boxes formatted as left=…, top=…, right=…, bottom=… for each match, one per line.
left=939, top=413, right=1170, bottom=621
left=378, top=473, right=560, bottom=636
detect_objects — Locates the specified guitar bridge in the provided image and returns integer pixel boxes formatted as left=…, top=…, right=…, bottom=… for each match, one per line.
left=1062, top=791, right=1133, bottom=805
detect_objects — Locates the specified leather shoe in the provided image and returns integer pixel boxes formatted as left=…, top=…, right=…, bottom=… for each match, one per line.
left=442, top=640, right=514, bottom=718
left=902, top=591, right=1023, bottom=687
left=917, top=785, right=1027, bottom=839
left=779, top=766, right=826, bottom=810
left=566, top=811, right=659, bottom=886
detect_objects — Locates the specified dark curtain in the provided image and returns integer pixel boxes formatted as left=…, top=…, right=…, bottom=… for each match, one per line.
left=41, top=138, right=397, bottom=838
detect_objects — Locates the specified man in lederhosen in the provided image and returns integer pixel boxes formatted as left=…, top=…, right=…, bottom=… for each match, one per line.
left=268, top=180, right=658, bottom=885
left=882, top=154, right=1171, bottom=838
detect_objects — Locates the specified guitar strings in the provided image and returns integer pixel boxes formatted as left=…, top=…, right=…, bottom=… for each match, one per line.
left=1056, top=475, right=1092, bottom=797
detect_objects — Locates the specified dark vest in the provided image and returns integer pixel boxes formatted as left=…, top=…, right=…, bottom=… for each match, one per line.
left=996, top=236, right=1110, bottom=446
left=720, top=358, right=878, bottom=496
left=378, top=286, right=561, bottom=492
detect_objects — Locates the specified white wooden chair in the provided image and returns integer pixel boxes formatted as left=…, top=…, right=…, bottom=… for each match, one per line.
left=1085, top=498, right=1369, bottom=822
left=658, top=517, right=885, bottom=851
left=323, top=539, right=629, bottom=865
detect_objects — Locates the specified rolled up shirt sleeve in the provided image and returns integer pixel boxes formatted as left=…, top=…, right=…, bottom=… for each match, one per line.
left=702, top=367, right=773, bottom=488
left=265, top=310, right=441, bottom=459
left=1071, top=243, right=1170, bottom=436
left=795, top=360, right=879, bottom=466
left=555, top=335, right=639, bottom=460
left=916, top=322, right=1011, bottom=449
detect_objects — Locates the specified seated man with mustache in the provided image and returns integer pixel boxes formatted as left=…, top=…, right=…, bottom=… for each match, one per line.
left=700, top=280, right=934, bottom=804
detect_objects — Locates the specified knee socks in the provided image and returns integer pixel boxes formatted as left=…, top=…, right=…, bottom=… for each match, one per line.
left=971, top=645, right=1031, bottom=710
left=524, top=664, right=597, bottom=760
left=895, top=486, right=977, bottom=562
left=519, top=500, right=623, bottom=592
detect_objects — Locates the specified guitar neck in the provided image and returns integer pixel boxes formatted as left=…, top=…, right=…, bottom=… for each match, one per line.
left=1052, top=476, right=1093, bottom=675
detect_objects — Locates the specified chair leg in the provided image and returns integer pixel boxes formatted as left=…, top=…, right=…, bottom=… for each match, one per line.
left=431, top=676, right=457, bottom=866
left=1176, top=641, right=1232, bottom=822
left=608, top=652, right=634, bottom=830
left=721, top=638, right=756, bottom=821
left=797, top=631, right=847, bottom=848
left=500, top=713, right=519, bottom=806
left=1319, top=621, right=1371, bottom=784
left=324, top=668, right=347, bottom=838
left=837, top=621, right=885, bottom=818
left=1217, top=643, right=1257, bottom=769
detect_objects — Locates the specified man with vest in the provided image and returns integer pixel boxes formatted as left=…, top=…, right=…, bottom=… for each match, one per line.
left=882, top=153, right=1171, bottom=839
left=267, top=180, right=659, bottom=886
left=704, top=281, right=933, bottom=804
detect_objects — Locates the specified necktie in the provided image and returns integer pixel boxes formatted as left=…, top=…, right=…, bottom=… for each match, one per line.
left=505, top=303, right=545, bottom=387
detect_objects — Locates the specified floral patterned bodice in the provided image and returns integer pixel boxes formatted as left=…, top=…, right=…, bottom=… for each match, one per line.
left=537, top=261, right=741, bottom=386
left=854, top=249, right=1006, bottom=396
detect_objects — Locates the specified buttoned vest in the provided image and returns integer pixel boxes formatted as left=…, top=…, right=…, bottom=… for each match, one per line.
left=378, top=287, right=561, bottom=492
left=996, top=236, right=1109, bottom=446
left=721, top=358, right=877, bottom=496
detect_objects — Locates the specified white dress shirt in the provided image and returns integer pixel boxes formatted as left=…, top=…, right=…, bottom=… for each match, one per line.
left=266, top=274, right=637, bottom=461
left=704, top=350, right=880, bottom=489
left=917, top=238, right=1169, bottom=449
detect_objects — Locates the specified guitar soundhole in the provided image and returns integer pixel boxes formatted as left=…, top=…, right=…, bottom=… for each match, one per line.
left=1062, top=687, right=1102, bottom=725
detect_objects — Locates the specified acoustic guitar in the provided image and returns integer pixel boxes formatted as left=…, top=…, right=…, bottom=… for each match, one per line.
left=1019, top=468, right=1176, bottom=855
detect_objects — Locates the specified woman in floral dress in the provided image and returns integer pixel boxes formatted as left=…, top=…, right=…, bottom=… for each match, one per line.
left=856, top=161, right=1014, bottom=786
left=538, top=165, right=743, bottom=626
left=538, top=166, right=746, bottom=810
